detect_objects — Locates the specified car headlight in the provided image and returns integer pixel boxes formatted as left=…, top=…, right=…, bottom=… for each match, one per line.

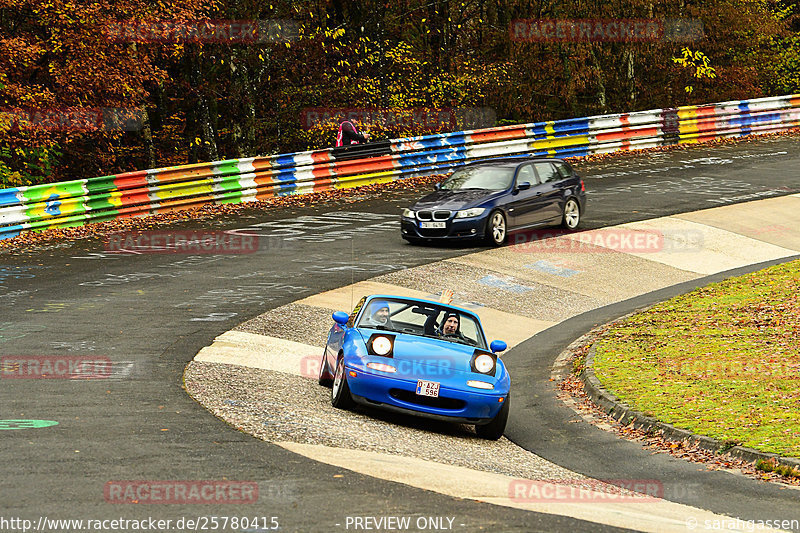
left=467, top=380, right=494, bottom=390
left=455, top=208, right=486, bottom=219
left=402, top=208, right=416, bottom=219
left=474, top=354, right=495, bottom=374
left=371, top=336, right=393, bottom=356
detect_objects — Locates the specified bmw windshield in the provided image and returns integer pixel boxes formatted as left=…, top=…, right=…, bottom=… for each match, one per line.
left=439, top=166, right=515, bottom=191
left=357, top=297, right=487, bottom=350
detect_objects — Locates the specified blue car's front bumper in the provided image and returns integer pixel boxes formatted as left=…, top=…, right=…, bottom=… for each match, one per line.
left=401, top=214, right=489, bottom=241
left=346, top=365, right=508, bottom=424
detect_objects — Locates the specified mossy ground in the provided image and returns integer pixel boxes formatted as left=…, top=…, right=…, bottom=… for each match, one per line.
left=594, top=259, right=800, bottom=457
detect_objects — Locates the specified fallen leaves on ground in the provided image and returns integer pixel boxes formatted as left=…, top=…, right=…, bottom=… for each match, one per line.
left=557, top=350, right=800, bottom=487
left=0, top=173, right=444, bottom=253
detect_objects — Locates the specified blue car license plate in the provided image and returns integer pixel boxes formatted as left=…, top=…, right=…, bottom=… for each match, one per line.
left=416, top=380, right=440, bottom=397
left=419, top=222, right=446, bottom=229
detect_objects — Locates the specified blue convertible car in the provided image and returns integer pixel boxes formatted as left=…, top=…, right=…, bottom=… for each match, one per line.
left=318, top=294, right=511, bottom=439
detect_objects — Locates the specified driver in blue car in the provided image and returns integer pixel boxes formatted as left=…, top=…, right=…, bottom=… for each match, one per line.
left=437, top=312, right=472, bottom=344
left=362, top=300, right=396, bottom=330
left=421, top=299, right=475, bottom=345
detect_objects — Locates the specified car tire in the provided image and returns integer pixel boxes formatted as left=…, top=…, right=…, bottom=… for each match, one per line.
left=331, top=357, right=355, bottom=409
left=318, top=352, right=332, bottom=387
left=485, top=210, right=507, bottom=246
left=475, top=394, right=509, bottom=440
left=561, top=198, right=581, bottom=230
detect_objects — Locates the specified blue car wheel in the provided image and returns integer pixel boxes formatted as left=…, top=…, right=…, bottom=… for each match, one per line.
left=331, top=357, right=355, bottom=409
left=475, top=394, right=509, bottom=440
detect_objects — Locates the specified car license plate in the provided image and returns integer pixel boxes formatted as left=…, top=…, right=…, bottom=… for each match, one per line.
left=419, top=221, right=446, bottom=229
left=416, top=380, right=440, bottom=397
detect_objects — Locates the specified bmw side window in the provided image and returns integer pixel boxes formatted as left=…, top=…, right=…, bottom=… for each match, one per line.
left=516, top=164, right=536, bottom=186
left=554, top=162, right=572, bottom=179
left=347, top=297, right=366, bottom=328
left=533, top=162, right=558, bottom=184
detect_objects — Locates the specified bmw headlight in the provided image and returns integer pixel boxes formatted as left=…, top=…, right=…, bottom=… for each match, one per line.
left=474, top=354, right=495, bottom=374
left=455, top=208, right=486, bottom=219
left=371, top=336, right=393, bottom=356
left=402, top=208, right=416, bottom=219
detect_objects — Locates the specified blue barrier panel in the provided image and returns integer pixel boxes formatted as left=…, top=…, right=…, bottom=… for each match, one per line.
left=0, top=188, right=21, bottom=207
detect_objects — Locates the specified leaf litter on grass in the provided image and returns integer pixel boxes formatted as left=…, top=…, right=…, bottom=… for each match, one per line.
left=593, top=259, right=800, bottom=457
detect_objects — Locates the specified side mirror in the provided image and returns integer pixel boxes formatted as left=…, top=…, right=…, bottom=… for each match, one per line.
left=516, top=182, right=531, bottom=191
left=434, top=182, right=441, bottom=190
left=490, top=340, right=507, bottom=353
left=332, top=311, right=350, bottom=326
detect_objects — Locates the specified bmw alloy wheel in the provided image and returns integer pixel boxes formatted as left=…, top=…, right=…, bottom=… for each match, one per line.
left=486, top=211, right=507, bottom=246
left=562, top=198, right=580, bottom=229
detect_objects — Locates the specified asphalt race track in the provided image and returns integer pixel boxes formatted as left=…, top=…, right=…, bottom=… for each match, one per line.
left=1, top=135, right=799, bottom=532
left=505, top=257, right=800, bottom=526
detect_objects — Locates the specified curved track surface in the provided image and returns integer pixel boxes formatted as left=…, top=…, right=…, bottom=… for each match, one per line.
left=1, top=135, right=799, bottom=532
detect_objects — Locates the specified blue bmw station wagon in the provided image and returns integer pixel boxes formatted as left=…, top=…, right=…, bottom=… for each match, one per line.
left=401, top=157, right=586, bottom=246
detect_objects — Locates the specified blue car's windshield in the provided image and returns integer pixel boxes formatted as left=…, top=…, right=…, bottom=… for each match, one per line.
left=357, top=297, right=488, bottom=350
left=440, top=166, right=515, bottom=191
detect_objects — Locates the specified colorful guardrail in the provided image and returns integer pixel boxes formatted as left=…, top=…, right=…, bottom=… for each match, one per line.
left=2, top=93, right=799, bottom=240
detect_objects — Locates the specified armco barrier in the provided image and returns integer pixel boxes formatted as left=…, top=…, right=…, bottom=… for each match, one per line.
left=2, top=94, right=799, bottom=240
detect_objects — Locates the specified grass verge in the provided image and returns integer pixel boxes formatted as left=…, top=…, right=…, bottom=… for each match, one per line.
left=593, top=259, right=800, bottom=458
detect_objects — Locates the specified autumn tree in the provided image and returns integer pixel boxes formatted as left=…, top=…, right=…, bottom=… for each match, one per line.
left=1, top=0, right=795, bottom=186
left=0, top=0, right=212, bottom=185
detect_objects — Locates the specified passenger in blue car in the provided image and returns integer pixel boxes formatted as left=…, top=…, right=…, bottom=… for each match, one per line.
left=361, top=300, right=396, bottom=330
